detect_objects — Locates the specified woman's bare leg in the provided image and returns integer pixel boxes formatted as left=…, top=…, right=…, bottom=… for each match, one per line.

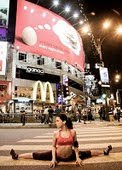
left=19, top=153, right=33, bottom=159
left=91, top=150, right=103, bottom=157
left=91, top=145, right=112, bottom=157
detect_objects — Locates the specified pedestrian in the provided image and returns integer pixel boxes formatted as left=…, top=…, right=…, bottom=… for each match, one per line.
left=20, top=107, right=26, bottom=126
left=43, top=106, right=49, bottom=124
left=88, top=108, right=93, bottom=123
left=82, top=109, right=87, bottom=124
left=48, top=105, right=54, bottom=123
left=117, top=107, right=121, bottom=122
left=10, top=114, right=112, bottom=168
left=76, top=110, right=81, bottom=123
left=98, top=107, right=103, bottom=121
left=55, top=105, right=61, bottom=115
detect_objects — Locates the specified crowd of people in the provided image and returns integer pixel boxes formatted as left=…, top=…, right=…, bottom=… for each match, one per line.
left=32, top=104, right=121, bottom=125
left=32, top=105, right=95, bottom=125
left=0, top=104, right=121, bottom=125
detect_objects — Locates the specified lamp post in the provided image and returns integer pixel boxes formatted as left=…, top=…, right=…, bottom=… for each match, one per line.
left=96, top=20, right=112, bottom=62
left=116, top=89, right=122, bottom=106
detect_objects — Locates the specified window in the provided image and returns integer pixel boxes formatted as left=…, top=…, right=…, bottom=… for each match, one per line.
left=75, top=70, right=78, bottom=77
left=18, top=53, right=27, bottom=62
left=56, top=62, right=62, bottom=69
left=68, top=66, right=71, bottom=73
left=37, top=57, right=44, bottom=65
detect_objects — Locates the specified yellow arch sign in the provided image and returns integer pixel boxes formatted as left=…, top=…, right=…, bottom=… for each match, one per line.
left=32, top=81, right=54, bottom=103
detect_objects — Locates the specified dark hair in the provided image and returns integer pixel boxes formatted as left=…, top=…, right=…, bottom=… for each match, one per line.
left=57, top=114, right=73, bottom=129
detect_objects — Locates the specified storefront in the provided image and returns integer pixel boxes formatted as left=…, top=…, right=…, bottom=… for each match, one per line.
left=0, top=81, right=12, bottom=113
left=14, top=98, right=33, bottom=114
left=12, top=80, right=56, bottom=114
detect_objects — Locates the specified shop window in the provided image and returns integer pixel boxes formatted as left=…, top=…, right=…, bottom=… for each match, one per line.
left=56, top=62, right=62, bottom=69
left=18, top=52, right=27, bottom=62
left=37, top=57, right=44, bottom=65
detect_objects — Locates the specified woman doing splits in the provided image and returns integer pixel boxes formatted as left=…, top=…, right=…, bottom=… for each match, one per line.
left=10, top=114, right=112, bottom=168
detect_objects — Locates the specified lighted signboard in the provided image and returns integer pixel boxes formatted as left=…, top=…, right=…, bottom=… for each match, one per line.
left=99, top=67, right=109, bottom=86
left=0, top=41, right=7, bottom=75
left=14, top=0, right=85, bottom=71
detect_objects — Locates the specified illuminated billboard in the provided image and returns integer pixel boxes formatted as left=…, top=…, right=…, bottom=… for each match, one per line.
left=0, top=41, right=7, bottom=75
left=14, top=0, right=85, bottom=71
left=99, top=67, right=110, bottom=87
left=0, top=0, right=10, bottom=41
left=0, top=0, right=10, bottom=27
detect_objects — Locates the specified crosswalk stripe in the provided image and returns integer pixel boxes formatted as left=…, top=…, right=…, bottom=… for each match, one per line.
left=34, top=132, right=122, bottom=138
left=45, top=130, right=122, bottom=135
left=1, top=125, right=122, bottom=168
left=76, top=129, right=122, bottom=132
left=0, top=142, right=122, bottom=150
left=0, top=152, right=122, bottom=166
left=18, top=136, right=122, bottom=143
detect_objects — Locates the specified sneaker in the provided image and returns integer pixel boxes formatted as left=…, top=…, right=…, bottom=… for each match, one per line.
left=10, top=149, right=18, bottom=160
left=104, top=145, right=112, bottom=155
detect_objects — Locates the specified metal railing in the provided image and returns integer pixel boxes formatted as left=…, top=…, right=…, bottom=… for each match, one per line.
left=0, top=113, right=42, bottom=123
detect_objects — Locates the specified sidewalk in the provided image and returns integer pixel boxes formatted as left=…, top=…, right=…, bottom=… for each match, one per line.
left=0, top=120, right=122, bottom=128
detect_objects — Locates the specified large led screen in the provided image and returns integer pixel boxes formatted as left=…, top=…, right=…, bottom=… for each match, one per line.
left=14, top=0, right=85, bottom=71
left=99, top=67, right=109, bottom=86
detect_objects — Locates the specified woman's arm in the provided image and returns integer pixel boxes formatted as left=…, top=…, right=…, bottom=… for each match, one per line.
left=73, top=130, right=84, bottom=167
left=50, top=131, right=57, bottom=168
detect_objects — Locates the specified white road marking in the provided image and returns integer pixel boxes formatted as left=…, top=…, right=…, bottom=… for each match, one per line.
left=0, top=142, right=122, bottom=150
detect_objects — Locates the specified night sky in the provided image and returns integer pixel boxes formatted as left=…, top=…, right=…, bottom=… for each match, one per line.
left=82, top=0, right=122, bottom=90
left=26, top=0, right=122, bottom=90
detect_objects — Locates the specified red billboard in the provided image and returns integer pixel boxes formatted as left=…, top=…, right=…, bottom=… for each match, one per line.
left=14, top=0, right=85, bottom=71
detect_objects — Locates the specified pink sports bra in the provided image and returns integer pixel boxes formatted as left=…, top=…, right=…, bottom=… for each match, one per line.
left=56, top=130, right=74, bottom=146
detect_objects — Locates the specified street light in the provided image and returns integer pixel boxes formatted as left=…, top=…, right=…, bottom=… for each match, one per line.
left=82, top=25, right=90, bottom=34
left=72, top=20, right=84, bottom=27
left=115, top=73, right=121, bottom=83
left=115, top=25, right=122, bottom=35
left=59, top=5, right=71, bottom=15
left=115, top=74, right=121, bottom=80
left=67, top=12, right=79, bottom=21
left=49, top=0, right=59, bottom=9
left=102, top=20, right=111, bottom=29
left=96, top=20, right=112, bottom=61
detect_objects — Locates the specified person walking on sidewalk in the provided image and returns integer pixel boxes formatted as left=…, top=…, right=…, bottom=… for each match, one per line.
left=117, top=107, right=121, bottom=122
left=20, top=107, right=26, bottom=126
left=10, top=114, right=112, bottom=168
left=43, top=106, right=49, bottom=124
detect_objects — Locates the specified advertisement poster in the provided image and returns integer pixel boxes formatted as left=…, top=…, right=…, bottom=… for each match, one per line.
left=0, top=0, right=10, bottom=27
left=14, top=0, right=85, bottom=71
left=99, top=67, right=109, bottom=84
left=0, top=81, right=12, bottom=102
left=0, top=42, right=7, bottom=75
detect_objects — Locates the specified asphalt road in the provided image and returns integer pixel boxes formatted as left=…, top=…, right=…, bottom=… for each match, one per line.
left=0, top=122, right=122, bottom=170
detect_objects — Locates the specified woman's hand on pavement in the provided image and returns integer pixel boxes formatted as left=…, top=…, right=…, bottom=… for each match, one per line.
left=50, top=160, right=58, bottom=168
left=76, top=158, right=84, bottom=167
